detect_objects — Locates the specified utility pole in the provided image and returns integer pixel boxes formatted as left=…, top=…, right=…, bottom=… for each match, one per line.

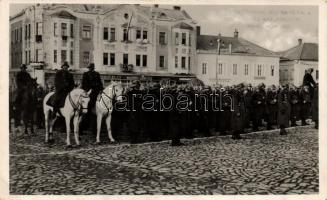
left=215, top=38, right=221, bottom=85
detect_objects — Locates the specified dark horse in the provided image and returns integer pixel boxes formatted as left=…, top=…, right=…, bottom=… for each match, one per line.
left=13, top=78, right=38, bottom=135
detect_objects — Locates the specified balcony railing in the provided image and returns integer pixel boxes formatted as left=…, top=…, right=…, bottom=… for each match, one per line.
left=120, top=64, right=134, bottom=73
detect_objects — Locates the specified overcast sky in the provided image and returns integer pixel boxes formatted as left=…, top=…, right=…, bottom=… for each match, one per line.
left=10, top=4, right=318, bottom=52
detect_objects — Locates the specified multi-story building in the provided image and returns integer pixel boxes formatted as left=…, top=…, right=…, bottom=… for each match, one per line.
left=196, top=28, right=280, bottom=86
left=279, top=39, right=318, bottom=86
left=9, top=4, right=198, bottom=86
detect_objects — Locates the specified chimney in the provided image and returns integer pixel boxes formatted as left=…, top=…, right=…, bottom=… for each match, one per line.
left=229, top=43, right=232, bottom=54
left=234, top=29, right=239, bottom=38
left=154, top=4, right=159, bottom=8
left=173, top=6, right=181, bottom=10
left=298, top=38, right=302, bottom=45
left=196, top=26, right=201, bottom=36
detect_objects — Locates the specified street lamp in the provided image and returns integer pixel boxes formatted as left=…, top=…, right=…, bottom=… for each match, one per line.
left=215, top=38, right=221, bottom=85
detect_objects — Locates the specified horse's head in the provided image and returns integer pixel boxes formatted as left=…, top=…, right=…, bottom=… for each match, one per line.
left=111, top=82, right=125, bottom=102
left=79, top=89, right=92, bottom=114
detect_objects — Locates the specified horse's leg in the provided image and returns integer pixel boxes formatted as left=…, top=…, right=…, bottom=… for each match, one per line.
left=49, top=116, right=57, bottom=142
left=30, top=111, right=35, bottom=135
left=23, top=112, right=28, bottom=135
left=44, top=111, right=49, bottom=143
left=65, top=115, right=72, bottom=147
left=105, top=113, right=115, bottom=143
left=96, top=113, right=103, bottom=144
left=73, top=115, right=81, bottom=146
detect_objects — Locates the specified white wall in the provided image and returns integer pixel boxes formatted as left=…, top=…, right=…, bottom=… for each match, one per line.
left=196, top=53, right=279, bottom=86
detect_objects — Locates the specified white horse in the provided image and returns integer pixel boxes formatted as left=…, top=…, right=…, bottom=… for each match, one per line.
left=95, top=82, right=124, bottom=144
left=43, top=88, right=91, bottom=147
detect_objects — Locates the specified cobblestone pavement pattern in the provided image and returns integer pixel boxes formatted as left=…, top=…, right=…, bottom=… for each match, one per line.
left=10, top=126, right=318, bottom=195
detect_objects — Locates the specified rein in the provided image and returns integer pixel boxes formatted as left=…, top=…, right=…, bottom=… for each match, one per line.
left=69, top=92, right=89, bottom=114
left=99, top=85, right=117, bottom=112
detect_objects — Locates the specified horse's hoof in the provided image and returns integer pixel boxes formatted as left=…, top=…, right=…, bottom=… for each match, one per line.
left=95, top=141, right=101, bottom=145
left=66, top=145, right=73, bottom=149
left=75, top=144, right=81, bottom=148
left=49, top=139, right=55, bottom=144
left=109, top=141, right=117, bottom=144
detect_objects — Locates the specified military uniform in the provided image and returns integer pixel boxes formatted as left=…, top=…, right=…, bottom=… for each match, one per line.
left=302, top=70, right=316, bottom=99
left=47, top=62, right=75, bottom=113
left=266, top=88, right=278, bottom=129
left=252, top=87, right=266, bottom=131
left=300, top=87, right=311, bottom=125
left=277, top=89, right=290, bottom=134
left=126, top=81, right=142, bottom=143
left=312, top=86, right=318, bottom=128
left=14, top=65, right=32, bottom=109
left=231, top=87, right=245, bottom=139
left=289, top=88, right=300, bottom=126
left=81, top=63, right=104, bottom=109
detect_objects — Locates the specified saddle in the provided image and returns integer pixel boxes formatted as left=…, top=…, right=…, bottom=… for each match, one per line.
left=46, top=93, right=66, bottom=109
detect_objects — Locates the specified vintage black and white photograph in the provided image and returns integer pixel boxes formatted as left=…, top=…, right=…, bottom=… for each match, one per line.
left=7, top=2, right=320, bottom=195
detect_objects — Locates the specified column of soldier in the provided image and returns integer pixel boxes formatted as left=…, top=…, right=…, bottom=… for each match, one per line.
left=110, top=81, right=318, bottom=146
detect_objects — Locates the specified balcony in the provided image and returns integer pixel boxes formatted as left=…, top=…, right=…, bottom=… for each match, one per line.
left=35, top=35, right=42, bottom=43
left=120, top=64, right=134, bottom=73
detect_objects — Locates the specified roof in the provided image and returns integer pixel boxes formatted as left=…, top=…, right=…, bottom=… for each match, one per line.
left=197, top=35, right=277, bottom=57
left=278, top=43, right=318, bottom=61
left=48, top=4, right=192, bottom=21
left=173, top=22, right=193, bottom=30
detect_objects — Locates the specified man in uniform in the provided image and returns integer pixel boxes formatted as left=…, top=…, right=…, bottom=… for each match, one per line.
left=81, top=63, right=103, bottom=133
left=126, top=80, right=142, bottom=143
left=266, top=85, right=278, bottom=130
left=47, top=61, right=75, bottom=116
left=289, top=85, right=300, bottom=126
left=14, top=64, right=33, bottom=125
left=300, top=85, right=311, bottom=126
left=302, top=68, right=316, bottom=99
left=252, top=85, right=266, bottom=131
left=81, top=63, right=103, bottom=110
left=278, top=85, right=290, bottom=135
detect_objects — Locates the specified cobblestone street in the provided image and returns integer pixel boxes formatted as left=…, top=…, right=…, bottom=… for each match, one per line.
left=9, top=126, right=318, bottom=195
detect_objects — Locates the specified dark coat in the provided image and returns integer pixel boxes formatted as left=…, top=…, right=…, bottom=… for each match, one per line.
left=231, top=90, right=245, bottom=132
left=16, top=71, right=32, bottom=89
left=312, top=87, right=318, bottom=122
left=266, top=90, right=278, bottom=125
left=81, top=70, right=103, bottom=92
left=289, top=89, right=300, bottom=121
left=50, top=69, right=75, bottom=108
left=303, top=73, right=316, bottom=88
left=277, top=91, right=290, bottom=128
left=300, top=89, right=312, bottom=120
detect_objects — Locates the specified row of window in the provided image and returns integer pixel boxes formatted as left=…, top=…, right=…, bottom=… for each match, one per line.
left=54, top=22, right=74, bottom=38
left=175, top=56, right=191, bottom=69
left=201, top=63, right=275, bottom=76
left=53, top=50, right=74, bottom=65
left=175, top=32, right=191, bottom=46
left=11, top=27, right=23, bottom=42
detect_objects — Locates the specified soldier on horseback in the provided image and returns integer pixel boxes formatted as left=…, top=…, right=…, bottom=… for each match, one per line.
left=81, top=63, right=103, bottom=133
left=47, top=61, right=75, bottom=117
left=81, top=63, right=103, bottom=110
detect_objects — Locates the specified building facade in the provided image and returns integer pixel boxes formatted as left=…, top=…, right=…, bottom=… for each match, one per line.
left=10, top=4, right=198, bottom=85
left=196, top=29, right=280, bottom=86
left=279, top=39, right=318, bottom=86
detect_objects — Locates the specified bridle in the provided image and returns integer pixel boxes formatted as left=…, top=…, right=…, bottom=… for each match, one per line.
left=69, top=92, right=89, bottom=114
left=99, top=85, right=117, bottom=112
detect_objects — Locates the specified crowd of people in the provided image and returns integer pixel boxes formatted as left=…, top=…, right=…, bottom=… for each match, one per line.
left=13, top=62, right=318, bottom=146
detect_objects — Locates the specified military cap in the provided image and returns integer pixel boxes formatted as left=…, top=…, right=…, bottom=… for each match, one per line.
left=131, top=80, right=140, bottom=88
left=87, top=63, right=95, bottom=69
left=61, top=61, right=70, bottom=68
left=20, top=64, right=27, bottom=69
